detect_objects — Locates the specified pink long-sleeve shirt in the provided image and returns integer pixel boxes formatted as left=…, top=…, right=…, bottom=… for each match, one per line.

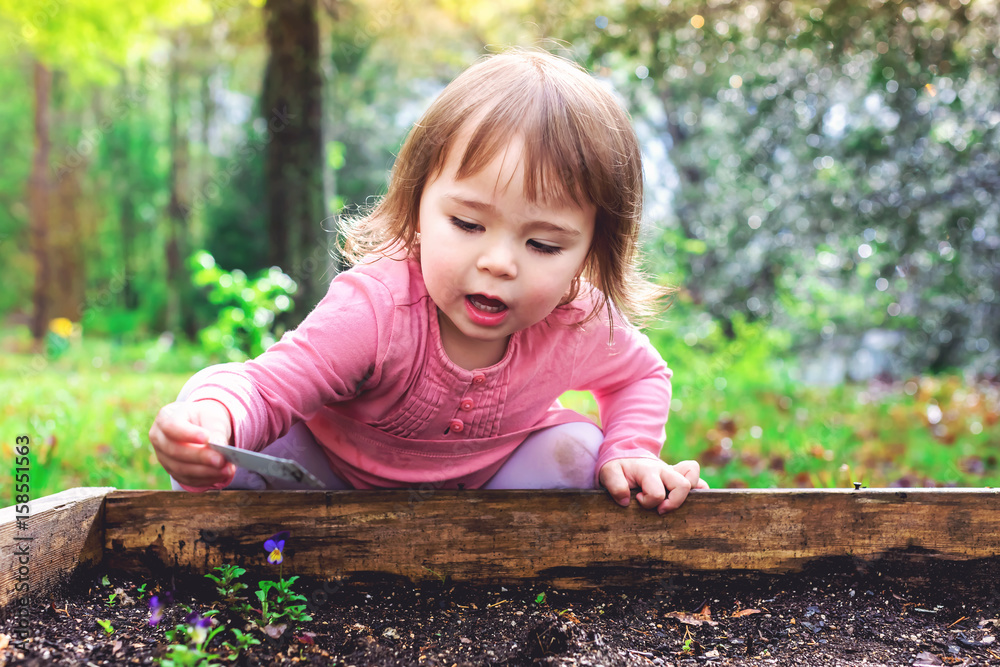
left=186, top=254, right=672, bottom=490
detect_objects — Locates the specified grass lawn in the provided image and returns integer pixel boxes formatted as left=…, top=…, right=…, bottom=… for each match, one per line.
left=2, top=329, right=205, bottom=497
left=3, top=328, right=998, bottom=500
left=3, top=369, right=185, bottom=495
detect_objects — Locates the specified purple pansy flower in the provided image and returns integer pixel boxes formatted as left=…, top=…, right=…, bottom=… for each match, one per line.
left=186, top=612, right=213, bottom=644
left=149, top=595, right=165, bottom=627
left=264, top=531, right=290, bottom=565
left=149, top=591, right=174, bottom=627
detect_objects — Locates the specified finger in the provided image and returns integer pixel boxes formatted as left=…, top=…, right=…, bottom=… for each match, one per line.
left=634, top=468, right=667, bottom=510
left=168, top=462, right=235, bottom=488
left=149, top=438, right=228, bottom=483
left=149, top=430, right=229, bottom=482
left=673, top=460, right=710, bottom=490
left=657, top=468, right=693, bottom=514
left=153, top=432, right=227, bottom=469
left=150, top=442, right=231, bottom=485
left=154, top=406, right=213, bottom=446
left=672, top=460, right=703, bottom=487
left=150, top=413, right=228, bottom=469
left=599, top=463, right=632, bottom=507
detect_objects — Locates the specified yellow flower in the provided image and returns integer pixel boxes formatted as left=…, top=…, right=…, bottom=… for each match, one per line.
left=49, top=317, right=74, bottom=338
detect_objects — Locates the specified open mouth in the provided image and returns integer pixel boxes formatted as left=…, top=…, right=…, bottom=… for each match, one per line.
left=467, top=294, right=508, bottom=313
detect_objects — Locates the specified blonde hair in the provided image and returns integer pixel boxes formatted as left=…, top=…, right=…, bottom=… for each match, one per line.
left=340, top=48, right=670, bottom=328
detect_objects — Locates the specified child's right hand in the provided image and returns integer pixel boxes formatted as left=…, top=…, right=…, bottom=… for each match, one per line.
left=148, top=400, right=235, bottom=488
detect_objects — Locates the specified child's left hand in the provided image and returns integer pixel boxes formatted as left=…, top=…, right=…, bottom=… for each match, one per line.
left=599, top=458, right=709, bottom=514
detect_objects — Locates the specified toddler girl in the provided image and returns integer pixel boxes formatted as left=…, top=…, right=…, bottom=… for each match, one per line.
left=149, top=49, right=707, bottom=514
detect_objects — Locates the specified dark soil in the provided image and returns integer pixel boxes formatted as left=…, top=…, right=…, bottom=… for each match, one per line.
left=3, top=557, right=1000, bottom=666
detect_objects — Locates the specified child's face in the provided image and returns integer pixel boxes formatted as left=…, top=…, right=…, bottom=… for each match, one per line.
left=417, top=135, right=595, bottom=369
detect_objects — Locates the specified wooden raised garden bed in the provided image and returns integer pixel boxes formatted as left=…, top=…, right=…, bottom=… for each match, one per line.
left=3, top=488, right=1000, bottom=665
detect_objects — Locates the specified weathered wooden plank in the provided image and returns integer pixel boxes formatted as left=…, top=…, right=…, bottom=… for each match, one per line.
left=101, top=488, right=1000, bottom=589
left=0, top=487, right=113, bottom=609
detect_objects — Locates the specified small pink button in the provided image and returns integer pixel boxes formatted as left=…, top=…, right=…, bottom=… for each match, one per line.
left=472, top=373, right=486, bottom=385
left=448, top=419, right=465, bottom=433
left=460, top=398, right=474, bottom=411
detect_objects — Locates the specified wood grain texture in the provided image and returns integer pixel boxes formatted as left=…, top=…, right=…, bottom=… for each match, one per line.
left=0, top=487, right=113, bottom=609
left=100, top=488, right=1000, bottom=589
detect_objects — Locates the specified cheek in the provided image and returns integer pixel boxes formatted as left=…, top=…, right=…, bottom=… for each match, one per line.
left=525, top=272, right=576, bottom=308
left=421, top=249, right=459, bottom=294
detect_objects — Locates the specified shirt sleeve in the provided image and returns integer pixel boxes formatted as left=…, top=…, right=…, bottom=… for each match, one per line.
left=568, top=304, right=673, bottom=482
left=180, top=267, right=394, bottom=490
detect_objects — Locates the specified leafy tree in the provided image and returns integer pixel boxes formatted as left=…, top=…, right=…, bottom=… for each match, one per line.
left=0, top=0, right=212, bottom=343
left=544, top=0, right=999, bottom=374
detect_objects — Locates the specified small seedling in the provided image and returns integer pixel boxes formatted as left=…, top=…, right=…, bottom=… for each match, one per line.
left=205, top=564, right=252, bottom=615
left=206, top=565, right=248, bottom=600
left=256, top=578, right=311, bottom=635
left=96, top=619, right=114, bottom=635
left=160, top=612, right=226, bottom=667
left=681, top=627, right=696, bottom=654
left=422, top=566, right=447, bottom=584
left=106, top=592, right=118, bottom=606
left=222, top=627, right=261, bottom=658
left=535, top=592, right=546, bottom=605
left=137, top=583, right=149, bottom=598
left=100, top=575, right=111, bottom=587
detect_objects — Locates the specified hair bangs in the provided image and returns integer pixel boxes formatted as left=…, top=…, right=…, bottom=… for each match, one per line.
left=449, top=77, right=592, bottom=211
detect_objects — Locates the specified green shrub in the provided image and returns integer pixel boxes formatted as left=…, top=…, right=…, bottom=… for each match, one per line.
left=190, top=251, right=296, bottom=361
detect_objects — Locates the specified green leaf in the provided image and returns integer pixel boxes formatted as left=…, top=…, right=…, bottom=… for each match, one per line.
left=682, top=239, right=708, bottom=255
left=326, top=141, right=346, bottom=170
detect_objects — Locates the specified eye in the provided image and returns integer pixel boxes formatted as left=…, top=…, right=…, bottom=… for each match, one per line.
left=450, top=217, right=482, bottom=233
left=528, top=240, right=563, bottom=255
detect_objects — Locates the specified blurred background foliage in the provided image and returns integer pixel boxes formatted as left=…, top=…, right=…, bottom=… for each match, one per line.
left=1, top=0, right=998, bottom=496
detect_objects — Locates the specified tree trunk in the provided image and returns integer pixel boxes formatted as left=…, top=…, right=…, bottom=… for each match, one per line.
left=29, top=61, right=52, bottom=346
left=50, top=164, right=85, bottom=321
left=48, top=72, right=86, bottom=323
left=263, top=0, right=327, bottom=321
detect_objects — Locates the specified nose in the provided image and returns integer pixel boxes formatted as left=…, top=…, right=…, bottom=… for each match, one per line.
left=476, top=241, right=517, bottom=279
